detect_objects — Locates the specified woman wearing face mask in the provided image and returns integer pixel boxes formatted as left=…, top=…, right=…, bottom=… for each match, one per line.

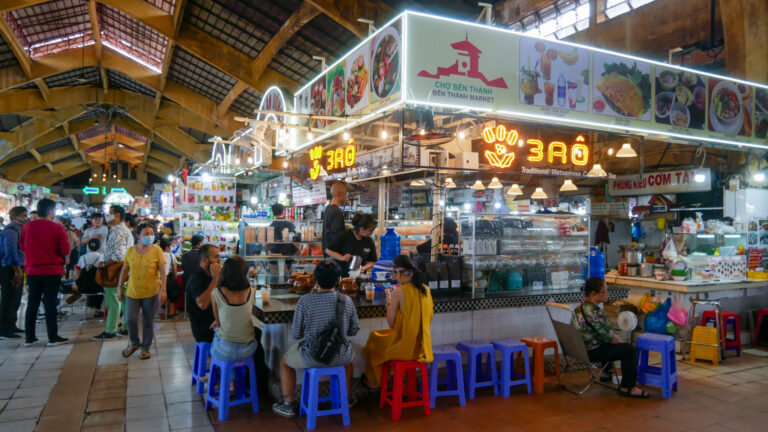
left=325, top=212, right=378, bottom=277
left=117, top=224, right=166, bottom=359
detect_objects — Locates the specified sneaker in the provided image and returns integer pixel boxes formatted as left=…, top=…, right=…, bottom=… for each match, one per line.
left=91, top=332, right=116, bottom=341
left=11, top=326, right=24, bottom=333
left=47, top=336, right=69, bottom=347
left=93, top=310, right=105, bottom=318
left=24, top=337, right=39, bottom=346
left=0, top=331, right=21, bottom=339
left=116, top=329, right=128, bottom=338
left=272, top=401, right=298, bottom=418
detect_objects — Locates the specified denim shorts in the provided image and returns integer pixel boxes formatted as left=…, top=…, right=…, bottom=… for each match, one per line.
left=210, top=330, right=257, bottom=361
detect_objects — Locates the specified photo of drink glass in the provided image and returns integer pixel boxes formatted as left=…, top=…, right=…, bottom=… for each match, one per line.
left=544, top=81, right=555, bottom=106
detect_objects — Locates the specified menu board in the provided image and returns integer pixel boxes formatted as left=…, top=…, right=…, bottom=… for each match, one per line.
left=402, top=12, right=768, bottom=148
left=292, top=178, right=327, bottom=206
left=185, top=176, right=236, bottom=208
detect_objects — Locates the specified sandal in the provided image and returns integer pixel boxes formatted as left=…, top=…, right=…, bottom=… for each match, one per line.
left=122, top=345, right=140, bottom=358
left=140, top=350, right=151, bottom=360
left=618, top=387, right=650, bottom=399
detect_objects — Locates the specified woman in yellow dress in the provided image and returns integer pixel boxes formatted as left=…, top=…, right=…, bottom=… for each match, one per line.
left=362, top=254, right=433, bottom=388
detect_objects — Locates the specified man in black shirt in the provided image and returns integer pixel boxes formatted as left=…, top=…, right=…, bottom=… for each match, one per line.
left=185, top=244, right=220, bottom=343
left=326, top=213, right=378, bottom=277
left=182, top=234, right=204, bottom=288
left=321, top=182, right=348, bottom=257
left=267, top=204, right=298, bottom=256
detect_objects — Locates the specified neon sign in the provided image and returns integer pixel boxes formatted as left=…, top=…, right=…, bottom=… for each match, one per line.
left=481, top=126, right=590, bottom=169
left=309, top=143, right=357, bottom=180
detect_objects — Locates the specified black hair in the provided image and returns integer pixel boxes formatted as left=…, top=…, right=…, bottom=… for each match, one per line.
left=137, top=223, right=154, bottom=236
left=158, top=236, right=173, bottom=251
left=9, top=206, right=26, bottom=219
left=59, top=217, right=72, bottom=228
left=199, top=244, right=218, bottom=261
left=351, top=212, right=377, bottom=233
left=124, top=213, right=137, bottom=228
left=314, top=260, right=341, bottom=289
left=30, top=211, right=38, bottom=216
left=190, top=234, right=204, bottom=247
left=36, top=198, right=56, bottom=218
left=91, top=212, right=104, bottom=221
left=583, top=277, right=606, bottom=297
left=109, top=205, right=125, bottom=221
left=392, top=254, right=427, bottom=295
left=220, top=256, right=250, bottom=291
left=87, top=238, right=101, bottom=252
left=271, top=203, right=285, bottom=218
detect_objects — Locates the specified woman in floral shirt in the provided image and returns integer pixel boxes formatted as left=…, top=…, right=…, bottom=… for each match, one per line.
left=575, top=278, right=648, bottom=398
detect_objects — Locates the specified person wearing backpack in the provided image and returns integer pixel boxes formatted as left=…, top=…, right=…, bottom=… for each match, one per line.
left=74, top=238, right=105, bottom=297
left=0, top=206, right=27, bottom=339
left=272, top=260, right=360, bottom=418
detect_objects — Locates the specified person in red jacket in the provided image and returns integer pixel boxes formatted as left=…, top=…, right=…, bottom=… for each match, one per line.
left=19, top=198, right=70, bottom=347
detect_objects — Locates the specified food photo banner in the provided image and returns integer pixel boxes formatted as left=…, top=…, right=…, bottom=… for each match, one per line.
left=402, top=12, right=768, bottom=149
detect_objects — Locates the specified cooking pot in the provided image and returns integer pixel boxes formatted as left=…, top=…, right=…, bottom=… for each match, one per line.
left=292, top=274, right=314, bottom=294
left=620, top=245, right=645, bottom=265
left=640, top=263, right=654, bottom=278
left=339, top=277, right=359, bottom=296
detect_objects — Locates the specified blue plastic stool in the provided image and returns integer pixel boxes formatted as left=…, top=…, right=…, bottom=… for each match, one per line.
left=492, top=339, right=532, bottom=397
left=205, top=356, right=259, bottom=420
left=191, top=342, right=211, bottom=394
left=456, top=340, right=498, bottom=399
left=429, top=345, right=466, bottom=408
left=636, top=333, right=678, bottom=399
left=299, top=366, right=350, bottom=431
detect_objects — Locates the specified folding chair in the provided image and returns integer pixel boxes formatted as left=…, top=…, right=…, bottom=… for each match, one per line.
left=545, top=302, right=618, bottom=395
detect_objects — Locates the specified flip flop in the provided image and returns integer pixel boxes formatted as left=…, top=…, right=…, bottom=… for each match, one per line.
left=140, top=350, right=151, bottom=360
left=122, top=345, right=140, bottom=358
left=618, top=388, right=650, bottom=399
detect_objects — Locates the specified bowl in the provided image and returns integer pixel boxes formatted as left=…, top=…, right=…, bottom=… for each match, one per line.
left=711, top=80, right=742, bottom=125
left=672, top=275, right=686, bottom=281
left=670, top=269, right=687, bottom=276
left=658, top=70, right=679, bottom=91
left=669, top=102, right=690, bottom=128
left=655, top=92, right=675, bottom=118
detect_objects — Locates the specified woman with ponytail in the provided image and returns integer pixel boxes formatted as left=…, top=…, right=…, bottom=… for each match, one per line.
left=361, top=254, right=433, bottom=388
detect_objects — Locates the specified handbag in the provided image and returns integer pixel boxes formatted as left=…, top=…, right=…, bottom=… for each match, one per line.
left=307, top=294, right=347, bottom=365
left=96, top=261, right=123, bottom=287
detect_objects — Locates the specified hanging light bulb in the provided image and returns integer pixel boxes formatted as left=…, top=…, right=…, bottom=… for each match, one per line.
left=560, top=179, right=578, bottom=192
left=283, top=160, right=289, bottom=168
left=380, top=130, right=388, bottom=139
left=471, top=180, right=485, bottom=190
left=117, top=178, right=121, bottom=183
left=531, top=187, right=548, bottom=199
left=235, top=157, right=241, bottom=165
left=444, top=178, right=457, bottom=188
left=506, top=184, right=523, bottom=195
left=342, top=131, right=350, bottom=140
left=616, top=143, right=638, bottom=158
left=307, top=131, right=314, bottom=140
left=488, top=177, right=503, bottom=189
left=463, top=203, right=471, bottom=211
left=694, top=170, right=707, bottom=183
left=410, top=179, right=426, bottom=187
left=587, top=163, right=607, bottom=177
left=419, top=128, right=426, bottom=135
left=494, top=202, right=501, bottom=209
left=458, top=130, right=465, bottom=140
left=250, top=195, right=258, bottom=205
left=167, top=175, right=175, bottom=182
left=247, top=156, right=253, bottom=164
left=607, top=148, right=614, bottom=156
left=753, top=171, right=765, bottom=183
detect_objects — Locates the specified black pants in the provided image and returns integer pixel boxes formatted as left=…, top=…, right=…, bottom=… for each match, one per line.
left=26, top=274, right=62, bottom=340
left=587, top=342, right=637, bottom=390
left=0, top=266, right=23, bottom=332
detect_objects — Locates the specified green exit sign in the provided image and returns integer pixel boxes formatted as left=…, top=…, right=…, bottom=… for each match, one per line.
left=82, top=187, right=130, bottom=195
left=82, top=187, right=99, bottom=195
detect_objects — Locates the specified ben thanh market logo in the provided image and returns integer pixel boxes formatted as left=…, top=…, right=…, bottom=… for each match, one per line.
left=417, top=33, right=508, bottom=89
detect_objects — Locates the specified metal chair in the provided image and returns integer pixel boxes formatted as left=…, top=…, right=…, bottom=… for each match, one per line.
left=545, top=302, right=617, bottom=395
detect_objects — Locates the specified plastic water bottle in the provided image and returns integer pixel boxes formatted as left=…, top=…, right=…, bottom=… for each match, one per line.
left=380, top=227, right=401, bottom=260
left=557, top=74, right=566, bottom=108
left=588, top=247, right=606, bottom=280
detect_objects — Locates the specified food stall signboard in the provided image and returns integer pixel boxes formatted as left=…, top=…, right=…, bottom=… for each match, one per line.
left=607, top=168, right=711, bottom=196
left=309, top=142, right=356, bottom=180
left=481, top=125, right=589, bottom=170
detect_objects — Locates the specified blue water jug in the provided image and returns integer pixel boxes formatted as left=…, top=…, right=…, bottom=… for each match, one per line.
left=588, top=247, right=606, bottom=280
left=380, top=228, right=401, bottom=260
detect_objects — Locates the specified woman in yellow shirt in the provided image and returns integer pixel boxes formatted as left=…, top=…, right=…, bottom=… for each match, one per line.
left=362, top=254, right=433, bottom=388
left=118, top=223, right=166, bottom=359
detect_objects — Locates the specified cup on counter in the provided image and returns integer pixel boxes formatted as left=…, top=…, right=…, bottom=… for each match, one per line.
left=261, top=286, right=271, bottom=304
left=365, top=284, right=375, bottom=301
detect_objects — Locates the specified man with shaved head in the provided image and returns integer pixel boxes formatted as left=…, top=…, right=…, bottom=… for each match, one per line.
left=322, top=182, right=348, bottom=257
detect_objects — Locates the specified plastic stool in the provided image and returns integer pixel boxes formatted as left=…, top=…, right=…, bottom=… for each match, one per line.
left=379, top=360, right=430, bottom=421
left=753, top=308, right=768, bottom=346
left=191, top=342, right=211, bottom=394
left=429, top=346, right=465, bottom=408
left=520, top=337, right=561, bottom=394
left=456, top=340, right=498, bottom=399
left=205, top=356, right=259, bottom=420
left=492, top=339, right=532, bottom=397
left=299, top=366, right=350, bottom=430
left=689, top=326, right=720, bottom=365
left=636, top=333, right=678, bottom=398
left=702, top=310, right=741, bottom=356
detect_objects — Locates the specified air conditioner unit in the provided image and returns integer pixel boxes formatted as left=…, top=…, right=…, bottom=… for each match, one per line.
left=420, top=148, right=449, bottom=168
left=453, top=152, right=479, bottom=169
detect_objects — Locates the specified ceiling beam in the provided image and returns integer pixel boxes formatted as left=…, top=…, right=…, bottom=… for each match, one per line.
left=95, top=0, right=174, bottom=37
left=217, top=81, right=248, bottom=120
left=88, top=0, right=102, bottom=60
left=11, top=146, right=80, bottom=181
left=33, top=78, right=49, bottom=101
left=307, top=0, right=395, bottom=39
left=0, top=1, right=51, bottom=13
left=69, top=133, right=86, bottom=161
left=26, top=159, right=89, bottom=185
left=0, top=16, right=32, bottom=78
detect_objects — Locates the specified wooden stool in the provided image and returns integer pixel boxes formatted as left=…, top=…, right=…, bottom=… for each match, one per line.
left=519, top=337, right=561, bottom=394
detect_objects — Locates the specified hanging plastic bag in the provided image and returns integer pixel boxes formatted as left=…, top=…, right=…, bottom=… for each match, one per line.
left=636, top=293, right=650, bottom=312
left=662, top=237, right=678, bottom=260
left=667, top=295, right=688, bottom=327
left=643, top=297, right=672, bottom=334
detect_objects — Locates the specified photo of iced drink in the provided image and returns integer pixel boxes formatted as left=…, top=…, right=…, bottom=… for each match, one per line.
left=541, top=51, right=552, bottom=80
left=520, top=67, right=540, bottom=105
left=568, top=80, right=578, bottom=109
left=544, top=81, right=555, bottom=106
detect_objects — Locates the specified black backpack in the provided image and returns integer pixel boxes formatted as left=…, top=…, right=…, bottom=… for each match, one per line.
left=76, top=255, right=103, bottom=294
left=308, top=294, right=348, bottom=365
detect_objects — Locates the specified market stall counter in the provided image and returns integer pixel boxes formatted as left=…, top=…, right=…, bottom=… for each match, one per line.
left=252, top=287, right=629, bottom=375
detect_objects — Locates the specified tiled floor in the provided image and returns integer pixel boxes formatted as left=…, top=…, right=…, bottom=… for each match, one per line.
left=2, top=311, right=768, bottom=432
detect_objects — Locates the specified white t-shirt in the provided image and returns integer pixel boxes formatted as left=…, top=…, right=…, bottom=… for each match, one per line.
left=76, top=251, right=104, bottom=270
left=163, top=252, right=176, bottom=276
left=84, top=225, right=109, bottom=253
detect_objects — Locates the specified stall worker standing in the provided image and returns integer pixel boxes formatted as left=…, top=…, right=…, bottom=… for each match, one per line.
left=267, top=203, right=298, bottom=256
left=325, top=213, right=377, bottom=277
left=362, top=254, right=433, bottom=388
left=321, top=182, right=348, bottom=257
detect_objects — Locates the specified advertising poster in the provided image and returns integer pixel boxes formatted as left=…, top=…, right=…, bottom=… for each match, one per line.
left=592, top=52, right=652, bottom=122
left=310, top=76, right=327, bottom=129
left=326, top=63, right=346, bottom=122
left=519, top=38, right=589, bottom=112
left=345, top=42, right=371, bottom=115
left=186, top=176, right=237, bottom=208
left=708, top=77, right=753, bottom=137
left=369, top=20, right=402, bottom=108
left=655, top=67, right=707, bottom=130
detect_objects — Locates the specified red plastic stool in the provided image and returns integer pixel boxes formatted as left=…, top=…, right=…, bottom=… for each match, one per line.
left=753, top=309, right=768, bottom=346
left=701, top=310, right=741, bottom=356
left=379, top=360, right=430, bottom=421
left=519, top=337, right=561, bottom=394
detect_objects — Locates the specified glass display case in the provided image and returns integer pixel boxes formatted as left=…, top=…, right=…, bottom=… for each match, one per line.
left=459, top=213, right=590, bottom=295
left=682, top=233, right=747, bottom=256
